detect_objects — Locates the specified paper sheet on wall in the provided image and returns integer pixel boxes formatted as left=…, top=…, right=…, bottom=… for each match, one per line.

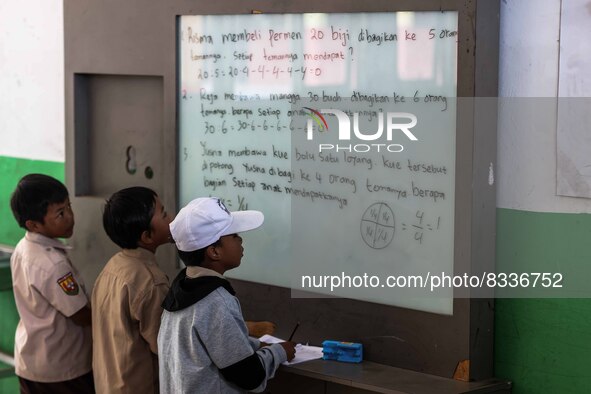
left=557, top=0, right=591, bottom=198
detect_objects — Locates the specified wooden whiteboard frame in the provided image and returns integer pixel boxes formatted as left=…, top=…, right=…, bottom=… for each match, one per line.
left=64, top=0, right=499, bottom=379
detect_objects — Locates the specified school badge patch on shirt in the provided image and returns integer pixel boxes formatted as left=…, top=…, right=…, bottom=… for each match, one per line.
left=57, top=272, right=79, bottom=296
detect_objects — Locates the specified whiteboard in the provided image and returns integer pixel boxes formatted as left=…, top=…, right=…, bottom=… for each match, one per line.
left=179, top=12, right=458, bottom=314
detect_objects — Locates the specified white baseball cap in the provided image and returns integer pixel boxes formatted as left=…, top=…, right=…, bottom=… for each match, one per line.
left=170, top=197, right=264, bottom=251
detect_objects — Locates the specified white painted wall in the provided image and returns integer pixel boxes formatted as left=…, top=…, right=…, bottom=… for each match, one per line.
left=0, top=0, right=64, bottom=162
left=497, top=0, right=591, bottom=213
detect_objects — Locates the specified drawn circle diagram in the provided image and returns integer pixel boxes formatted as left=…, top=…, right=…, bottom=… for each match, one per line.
left=360, top=203, right=395, bottom=249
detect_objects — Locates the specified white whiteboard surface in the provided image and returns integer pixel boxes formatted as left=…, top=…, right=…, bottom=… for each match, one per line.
left=179, top=12, right=458, bottom=314
left=557, top=0, right=591, bottom=198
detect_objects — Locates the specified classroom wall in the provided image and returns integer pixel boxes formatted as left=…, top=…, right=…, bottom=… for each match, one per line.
left=0, top=0, right=65, bottom=246
left=495, top=0, right=591, bottom=392
left=0, top=0, right=590, bottom=392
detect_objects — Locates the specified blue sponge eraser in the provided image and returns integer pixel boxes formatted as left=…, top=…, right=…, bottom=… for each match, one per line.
left=322, top=340, right=363, bottom=363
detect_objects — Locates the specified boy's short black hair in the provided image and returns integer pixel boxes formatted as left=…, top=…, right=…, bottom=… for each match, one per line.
left=10, top=174, right=69, bottom=229
left=177, top=239, right=221, bottom=267
left=103, top=186, right=157, bottom=249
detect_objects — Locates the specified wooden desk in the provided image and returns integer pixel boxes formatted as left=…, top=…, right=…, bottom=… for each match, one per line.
left=267, top=359, right=511, bottom=394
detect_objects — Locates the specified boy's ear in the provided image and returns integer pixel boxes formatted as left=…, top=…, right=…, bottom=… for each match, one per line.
left=139, top=229, right=153, bottom=246
left=205, top=245, right=220, bottom=261
left=25, top=219, right=41, bottom=233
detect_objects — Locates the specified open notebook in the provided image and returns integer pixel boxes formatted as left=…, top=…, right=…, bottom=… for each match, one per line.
left=259, top=334, right=324, bottom=365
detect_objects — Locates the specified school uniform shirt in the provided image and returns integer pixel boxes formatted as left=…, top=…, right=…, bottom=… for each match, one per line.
left=158, top=266, right=287, bottom=394
left=10, top=232, right=92, bottom=382
left=92, top=248, right=169, bottom=394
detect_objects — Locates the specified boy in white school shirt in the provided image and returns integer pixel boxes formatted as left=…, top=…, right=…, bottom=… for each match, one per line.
left=10, top=174, right=94, bottom=394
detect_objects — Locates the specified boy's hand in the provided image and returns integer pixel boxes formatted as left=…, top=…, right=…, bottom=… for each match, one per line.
left=280, top=341, right=296, bottom=361
left=246, top=320, right=276, bottom=337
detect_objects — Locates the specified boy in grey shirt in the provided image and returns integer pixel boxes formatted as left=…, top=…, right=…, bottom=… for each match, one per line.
left=158, top=197, right=295, bottom=393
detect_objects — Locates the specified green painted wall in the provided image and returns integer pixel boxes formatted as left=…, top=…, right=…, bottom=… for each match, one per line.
left=0, top=256, right=19, bottom=392
left=0, top=364, right=18, bottom=394
left=0, top=156, right=65, bottom=247
left=0, top=263, right=19, bottom=354
left=495, top=208, right=591, bottom=394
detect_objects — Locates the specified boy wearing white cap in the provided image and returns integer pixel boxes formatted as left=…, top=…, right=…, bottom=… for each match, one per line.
left=158, top=197, right=295, bottom=393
